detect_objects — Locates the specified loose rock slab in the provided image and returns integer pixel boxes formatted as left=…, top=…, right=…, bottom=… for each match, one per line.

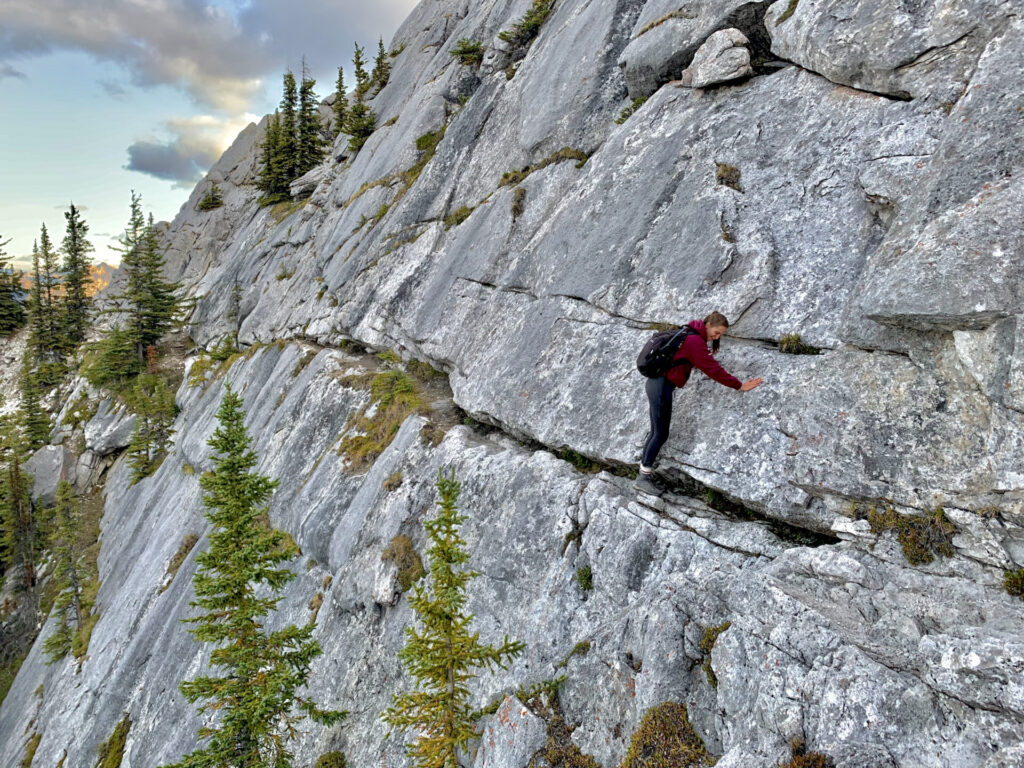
left=679, top=28, right=753, bottom=87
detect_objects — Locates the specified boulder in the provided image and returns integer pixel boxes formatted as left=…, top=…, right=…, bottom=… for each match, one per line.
left=289, top=165, right=329, bottom=199
left=25, top=444, right=74, bottom=507
left=679, top=28, right=753, bottom=87
left=765, top=0, right=1014, bottom=103
left=84, top=399, right=136, bottom=456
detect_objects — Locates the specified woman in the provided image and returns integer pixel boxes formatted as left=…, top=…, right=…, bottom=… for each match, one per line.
left=636, top=311, right=763, bottom=496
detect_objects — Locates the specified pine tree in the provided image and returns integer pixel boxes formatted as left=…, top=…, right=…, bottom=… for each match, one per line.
left=90, top=194, right=182, bottom=384
left=60, top=203, right=94, bottom=353
left=371, top=37, right=391, bottom=95
left=19, top=362, right=52, bottom=451
left=278, top=71, right=299, bottom=183
left=383, top=469, right=525, bottom=768
left=0, top=235, right=25, bottom=335
left=257, top=112, right=290, bottom=204
left=345, top=44, right=377, bottom=152
left=26, top=225, right=64, bottom=385
left=296, top=62, right=326, bottom=178
left=0, top=411, right=38, bottom=592
left=126, top=352, right=177, bottom=482
left=165, top=384, right=345, bottom=768
left=43, top=480, right=84, bottom=663
left=333, top=66, right=348, bottom=138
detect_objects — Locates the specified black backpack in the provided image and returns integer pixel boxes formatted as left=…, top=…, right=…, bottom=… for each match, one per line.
left=636, top=326, right=697, bottom=378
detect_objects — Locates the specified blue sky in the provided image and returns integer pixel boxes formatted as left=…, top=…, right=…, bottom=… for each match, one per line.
left=0, top=0, right=418, bottom=266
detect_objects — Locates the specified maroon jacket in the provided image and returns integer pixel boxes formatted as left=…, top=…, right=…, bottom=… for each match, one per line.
left=666, top=320, right=742, bottom=389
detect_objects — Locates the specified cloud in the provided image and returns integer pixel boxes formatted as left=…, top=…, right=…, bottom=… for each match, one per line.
left=100, top=79, right=128, bottom=98
left=0, top=62, right=26, bottom=80
left=0, top=0, right=418, bottom=112
left=125, top=113, right=258, bottom=186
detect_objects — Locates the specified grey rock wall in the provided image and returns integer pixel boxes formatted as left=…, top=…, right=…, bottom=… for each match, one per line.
left=4, top=0, right=1024, bottom=765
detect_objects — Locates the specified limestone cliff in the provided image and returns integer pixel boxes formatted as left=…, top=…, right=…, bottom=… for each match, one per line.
left=2, top=0, right=1023, bottom=766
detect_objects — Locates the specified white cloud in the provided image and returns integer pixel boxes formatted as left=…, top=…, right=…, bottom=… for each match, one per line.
left=0, top=0, right=418, bottom=112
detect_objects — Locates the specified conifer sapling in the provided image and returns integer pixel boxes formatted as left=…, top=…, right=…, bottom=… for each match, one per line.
left=383, top=468, right=524, bottom=768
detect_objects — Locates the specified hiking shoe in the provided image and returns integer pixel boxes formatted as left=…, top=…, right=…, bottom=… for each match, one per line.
left=634, top=472, right=664, bottom=497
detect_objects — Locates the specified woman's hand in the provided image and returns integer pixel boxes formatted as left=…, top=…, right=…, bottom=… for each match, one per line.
left=740, top=377, right=763, bottom=391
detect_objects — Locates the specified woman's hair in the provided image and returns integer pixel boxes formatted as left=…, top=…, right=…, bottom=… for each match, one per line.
left=703, top=311, right=729, bottom=353
left=704, top=311, right=730, bottom=328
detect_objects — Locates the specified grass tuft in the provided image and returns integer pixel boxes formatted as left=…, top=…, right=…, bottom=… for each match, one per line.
left=779, top=333, right=820, bottom=355
left=382, top=534, right=425, bottom=592
left=698, top=621, right=731, bottom=688
left=867, top=506, right=957, bottom=565
left=620, top=702, right=713, bottom=768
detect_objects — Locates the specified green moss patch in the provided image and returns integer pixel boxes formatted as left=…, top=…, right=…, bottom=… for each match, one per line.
left=1004, top=569, right=1024, bottom=599
left=867, top=506, right=956, bottom=565
left=698, top=621, right=731, bottom=688
left=382, top=534, right=425, bottom=592
left=715, top=162, right=743, bottom=192
left=500, top=147, right=590, bottom=188
left=556, top=640, right=592, bottom=668
left=315, top=753, right=348, bottom=768
left=336, top=369, right=425, bottom=471
left=444, top=205, right=476, bottom=229
left=575, top=565, right=593, bottom=591
left=777, top=0, right=799, bottom=24
left=620, top=702, right=713, bottom=768
left=778, top=333, right=820, bottom=355
left=160, top=533, right=199, bottom=594
left=615, top=97, right=648, bottom=125
left=95, top=714, right=131, bottom=768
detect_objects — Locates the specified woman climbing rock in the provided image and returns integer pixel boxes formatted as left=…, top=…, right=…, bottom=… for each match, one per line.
left=635, top=311, right=763, bottom=496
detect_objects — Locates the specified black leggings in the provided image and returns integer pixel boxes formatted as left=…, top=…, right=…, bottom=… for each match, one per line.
left=641, top=376, right=675, bottom=468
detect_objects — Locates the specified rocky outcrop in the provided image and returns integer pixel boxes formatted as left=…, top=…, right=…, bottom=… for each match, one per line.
left=679, top=28, right=753, bottom=87
left=3, top=0, right=1024, bottom=765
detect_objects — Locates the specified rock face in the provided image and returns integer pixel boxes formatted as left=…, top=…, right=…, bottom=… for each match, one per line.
left=3, top=0, right=1024, bottom=766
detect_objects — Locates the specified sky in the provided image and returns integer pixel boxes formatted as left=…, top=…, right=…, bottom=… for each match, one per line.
left=0, top=0, right=419, bottom=267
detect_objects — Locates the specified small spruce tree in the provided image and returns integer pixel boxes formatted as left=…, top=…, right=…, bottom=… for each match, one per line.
left=257, top=112, right=291, bottom=205
left=126, top=352, right=177, bottom=482
left=0, top=411, right=38, bottom=592
left=43, top=480, right=85, bottom=663
left=278, top=71, right=299, bottom=183
left=333, top=66, right=348, bottom=138
left=18, top=362, right=52, bottom=451
left=345, top=44, right=377, bottom=152
left=0, top=235, right=25, bottom=335
left=296, top=62, right=326, bottom=178
left=60, top=203, right=94, bottom=353
left=26, top=225, right=65, bottom=385
left=371, top=37, right=391, bottom=95
left=164, top=384, right=345, bottom=768
left=383, top=468, right=525, bottom=768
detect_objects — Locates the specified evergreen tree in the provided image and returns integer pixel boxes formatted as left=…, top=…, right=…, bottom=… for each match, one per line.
left=91, top=194, right=182, bottom=384
left=19, top=362, right=52, bottom=451
left=126, top=354, right=177, bottom=482
left=0, top=412, right=38, bottom=592
left=257, top=112, right=291, bottom=204
left=165, top=384, right=345, bottom=768
left=371, top=37, right=391, bottom=95
left=43, top=480, right=84, bottom=663
left=0, top=235, right=25, bottom=335
left=278, top=71, right=299, bottom=183
left=26, top=225, right=64, bottom=384
left=296, top=63, right=326, bottom=178
left=333, top=66, right=348, bottom=138
left=60, top=203, right=94, bottom=352
left=383, top=469, right=524, bottom=768
left=345, top=44, right=377, bottom=152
